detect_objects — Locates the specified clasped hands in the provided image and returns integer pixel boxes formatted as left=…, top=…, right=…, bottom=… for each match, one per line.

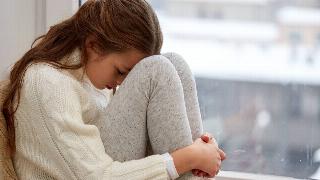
left=191, top=133, right=226, bottom=178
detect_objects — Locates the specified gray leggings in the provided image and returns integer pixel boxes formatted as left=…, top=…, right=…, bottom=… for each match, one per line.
left=95, top=53, right=203, bottom=170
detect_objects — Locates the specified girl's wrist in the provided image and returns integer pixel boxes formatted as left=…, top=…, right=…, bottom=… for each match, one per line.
left=170, top=145, right=198, bottom=175
left=188, top=144, right=201, bottom=170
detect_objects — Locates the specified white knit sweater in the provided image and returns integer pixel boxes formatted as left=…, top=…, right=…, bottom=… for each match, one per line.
left=13, top=62, right=169, bottom=180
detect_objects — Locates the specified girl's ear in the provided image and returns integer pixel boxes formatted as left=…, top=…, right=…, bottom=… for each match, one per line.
left=85, top=35, right=103, bottom=55
left=85, top=35, right=101, bottom=54
left=85, top=36, right=103, bottom=62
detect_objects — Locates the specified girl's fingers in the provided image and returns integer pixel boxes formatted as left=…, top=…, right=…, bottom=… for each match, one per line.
left=192, top=169, right=211, bottom=177
left=198, top=171, right=205, bottom=177
left=200, top=134, right=210, bottom=143
left=218, top=148, right=226, bottom=160
left=192, top=169, right=199, bottom=175
left=192, top=169, right=199, bottom=176
left=201, top=133, right=219, bottom=147
left=201, top=132, right=213, bottom=143
left=205, top=172, right=214, bottom=178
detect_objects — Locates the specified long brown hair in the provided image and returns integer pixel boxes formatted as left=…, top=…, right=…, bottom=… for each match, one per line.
left=2, top=0, right=162, bottom=156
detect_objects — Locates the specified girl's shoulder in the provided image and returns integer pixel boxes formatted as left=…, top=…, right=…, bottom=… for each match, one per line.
left=25, top=62, right=62, bottom=77
left=22, top=62, right=87, bottom=102
left=24, top=62, right=84, bottom=85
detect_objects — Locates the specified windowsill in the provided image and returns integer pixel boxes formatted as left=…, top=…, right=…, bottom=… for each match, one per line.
left=215, top=171, right=297, bottom=180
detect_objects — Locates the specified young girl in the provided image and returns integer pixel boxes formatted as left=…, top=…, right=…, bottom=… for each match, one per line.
left=2, top=0, right=225, bottom=179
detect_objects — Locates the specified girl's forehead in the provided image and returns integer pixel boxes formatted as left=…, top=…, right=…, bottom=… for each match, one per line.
left=117, top=49, right=146, bottom=67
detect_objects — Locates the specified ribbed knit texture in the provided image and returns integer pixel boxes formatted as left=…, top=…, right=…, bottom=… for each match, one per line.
left=12, top=63, right=169, bottom=180
left=0, top=80, right=18, bottom=180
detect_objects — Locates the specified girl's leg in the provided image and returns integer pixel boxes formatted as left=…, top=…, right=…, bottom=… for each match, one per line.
left=162, top=52, right=203, bottom=141
left=156, top=53, right=204, bottom=180
left=95, top=54, right=202, bottom=162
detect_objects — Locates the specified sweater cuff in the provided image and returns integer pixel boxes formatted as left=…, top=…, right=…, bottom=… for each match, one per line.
left=161, top=153, right=180, bottom=179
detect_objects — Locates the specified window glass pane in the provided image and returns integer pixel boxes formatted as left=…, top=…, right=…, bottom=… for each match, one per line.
left=148, top=0, right=320, bottom=179
left=80, top=0, right=87, bottom=6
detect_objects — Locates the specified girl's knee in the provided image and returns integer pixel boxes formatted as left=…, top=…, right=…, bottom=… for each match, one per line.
left=162, top=52, right=191, bottom=71
left=134, top=55, right=177, bottom=75
left=162, top=52, right=185, bottom=63
left=162, top=52, right=183, bottom=61
left=129, top=55, right=182, bottom=89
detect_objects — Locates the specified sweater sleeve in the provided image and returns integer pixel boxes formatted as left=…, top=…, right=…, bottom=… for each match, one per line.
left=23, top=64, right=169, bottom=180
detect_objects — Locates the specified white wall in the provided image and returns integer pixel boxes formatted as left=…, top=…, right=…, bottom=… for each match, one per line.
left=0, top=0, right=36, bottom=80
left=0, top=0, right=76, bottom=80
left=46, top=0, right=78, bottom=31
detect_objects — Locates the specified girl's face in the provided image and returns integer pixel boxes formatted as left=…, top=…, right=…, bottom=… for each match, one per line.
left=85, top=46, right=147, bottom=90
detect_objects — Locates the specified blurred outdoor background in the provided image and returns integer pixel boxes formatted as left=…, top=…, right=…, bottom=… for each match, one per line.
left=146, top=0, right=320, bottom=179
left=1, top=0, right=320, bottom=179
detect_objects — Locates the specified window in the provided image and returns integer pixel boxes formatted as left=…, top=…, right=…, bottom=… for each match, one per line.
left=289, top=31, right=302, bottom=45
left=149, top=0, right=320, bottom=179
left=80, top=0, right=87, bottom=6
